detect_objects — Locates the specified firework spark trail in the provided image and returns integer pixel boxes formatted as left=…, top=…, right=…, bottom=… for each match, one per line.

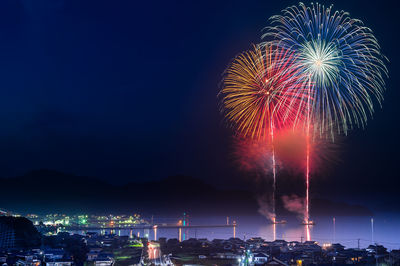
left=305, top=76, right=312, bottom=226
left=270, top=122, right=276, bottom=222
left=261, top=3, right=388, bottom=233
left=220, top=44, right=309, bottom=223
left=305, top=143, right=311, bottom=242
left=306, top=140, right=310, bottom=224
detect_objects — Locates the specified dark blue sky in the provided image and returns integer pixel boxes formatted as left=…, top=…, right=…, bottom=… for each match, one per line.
left=0, top=0, right=398, bottom=199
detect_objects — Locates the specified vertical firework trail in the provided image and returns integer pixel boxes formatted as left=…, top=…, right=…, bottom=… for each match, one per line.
left=220, top=45, right=308, bottom=223
left=305, top=77, right=311, bottom=228
left=270, top=121, right=276, bottom=223
left=306, top=140, right=310, bottom=224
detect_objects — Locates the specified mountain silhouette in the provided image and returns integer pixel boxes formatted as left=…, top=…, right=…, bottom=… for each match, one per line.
left=0, top=169, right=372, bottom=217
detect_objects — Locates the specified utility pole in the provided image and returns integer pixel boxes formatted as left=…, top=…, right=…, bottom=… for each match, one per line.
left=357, top=239, right=360, bottom=250
left=301, top=236, right=304, bottom=243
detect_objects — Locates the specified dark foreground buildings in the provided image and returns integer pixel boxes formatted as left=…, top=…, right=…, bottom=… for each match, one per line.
left=0, top=217, right=41, bottom=250
left=1, top=215, right=400, bottom=265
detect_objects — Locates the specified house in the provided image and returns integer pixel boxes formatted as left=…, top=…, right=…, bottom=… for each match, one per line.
left=286, top=241, right=299, bottom=251
left=15, top=259, right=40, bottom=266
left=93, top=259, right=114, bottom=266
left=266, top=257, right=288, bottom=266
left=211, top=239, right=224, bottom=247
left=43, top=249, right=65, bottom=261
left=387, top=250, right=400, bottom=265
left=14, top=253, right=41, bottom=266
left=390, top=249, right=400, bottom=260
left=366, top=244, right=387, bottom=255
left=254, top=252, right=269, bottom=264
left=87, top=250, right=100, bottom=261
left=272, top=240, right=288, bottom=247
left=15, top=255, right=41, bottom=266
left=331, top=243, right=345, bottom=252
left=93, top=253, right=114, bottom=266
left=87, top=246, right=103, bottom=261
left=198, top=238, right=211, bottom=248
left=0, top=253, right=6, bottom=264
left=296, top=242, right=321, bottom=253
left=86, top=232, right=98, bottom=238
left=247, top=238, right=265, bottom=249
left=341, top=248, right=367, bottom=264
left=42, top=248, right=72, bottom=266
left=223, top=252, right=240, bottom=259
left=303, top=241, right=318, bottom=246
left=223, top=243, right=233, bottom=250
left=45, top=260, right=73, bottom=266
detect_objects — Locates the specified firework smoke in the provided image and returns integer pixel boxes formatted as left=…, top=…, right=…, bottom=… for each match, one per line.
left=273, top=129, right=340, bottom=173
left=282, top=194, right=305, bottom=219
left=233, top=136, right=272, bottom=175
left=233, top=137, right=276, bottom=222
left=257, top=194, right=275, bottom=222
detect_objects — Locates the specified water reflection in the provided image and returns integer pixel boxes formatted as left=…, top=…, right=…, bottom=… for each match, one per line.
left=306, top=224, right=311, bottom=241
left=66, top=215, right=400, bottom=250
left=153, top=225, right=157, bottom=240
left=258, top=223, right=287, bottom=241
left=273, top=223, right=276, bottom=241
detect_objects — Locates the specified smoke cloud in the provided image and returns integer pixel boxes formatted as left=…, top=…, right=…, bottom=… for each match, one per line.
left=232, top=136, right=273, bottom=175
left=281, top=194, right=305, bottom=219
left=257, top=195, right=275, bottom=222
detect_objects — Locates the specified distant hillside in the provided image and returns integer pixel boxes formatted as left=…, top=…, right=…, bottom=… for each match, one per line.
left=0, top=169, right=372, bottom=217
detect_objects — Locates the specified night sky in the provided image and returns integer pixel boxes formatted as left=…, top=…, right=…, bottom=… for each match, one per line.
left=0, top=0, right=398, bottom=206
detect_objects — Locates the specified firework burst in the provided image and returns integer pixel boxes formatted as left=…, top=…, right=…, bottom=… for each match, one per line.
left=263, top=2, right=388, bottom=137
left=261, top=3, right=388, bottom=228
left=220, top=44, right=309, bottom=139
